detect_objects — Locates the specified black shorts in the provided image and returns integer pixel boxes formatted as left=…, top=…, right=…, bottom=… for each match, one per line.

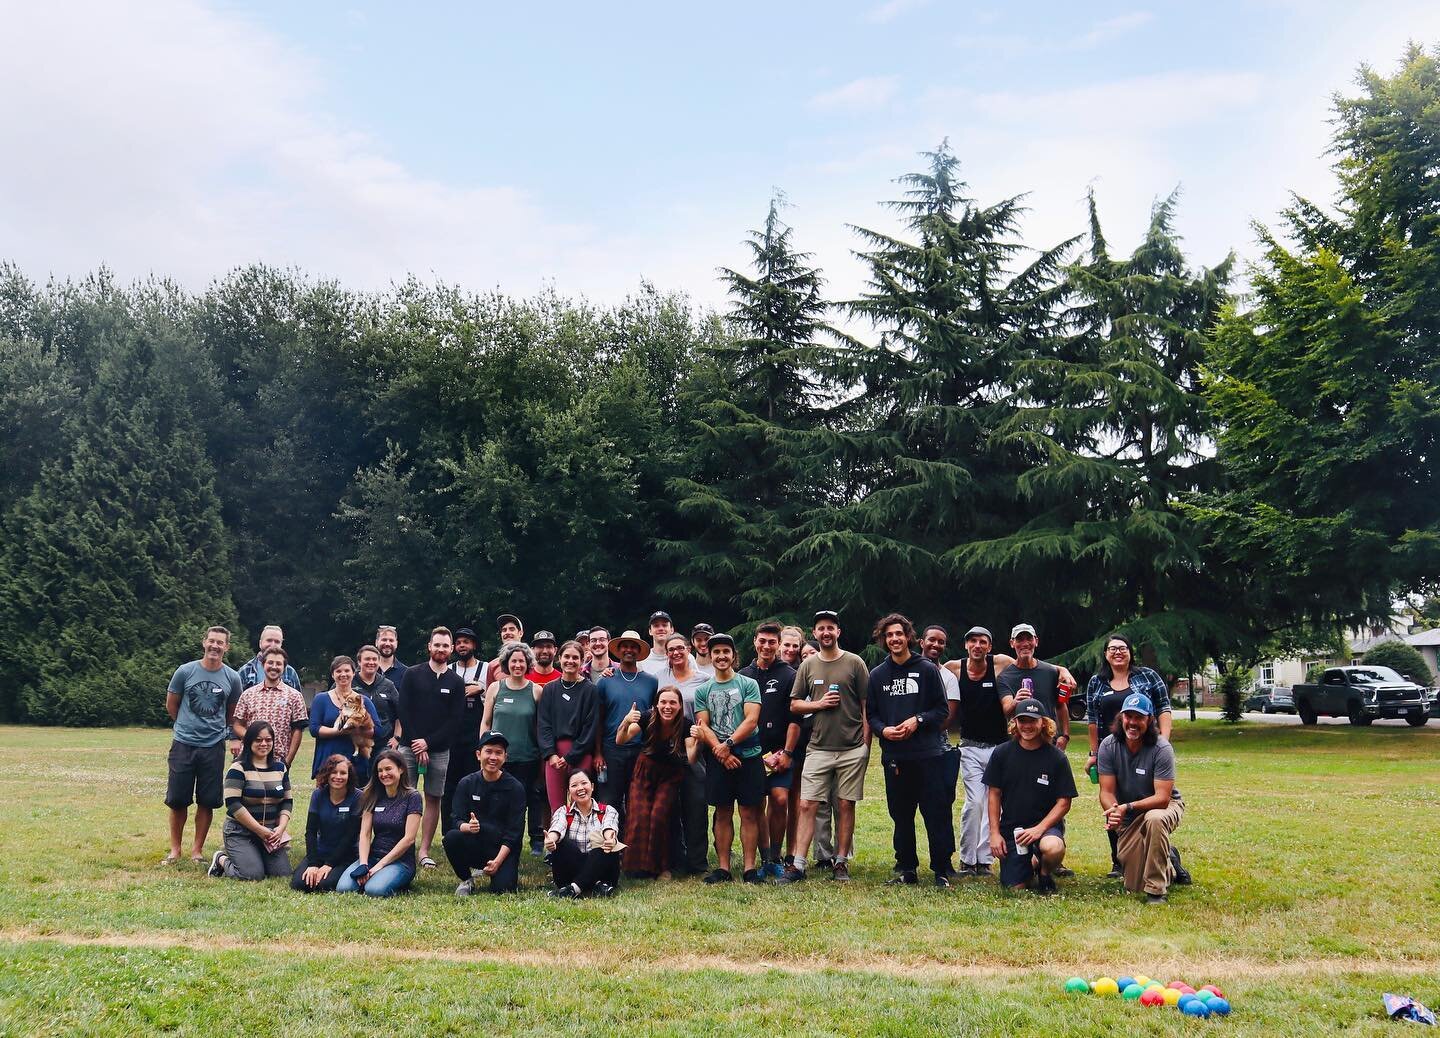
left=999, top=824, right=1066, bottom=887
left=165, top=739, right=226, bottom=809
left=704, top=753, right=765, bottom=808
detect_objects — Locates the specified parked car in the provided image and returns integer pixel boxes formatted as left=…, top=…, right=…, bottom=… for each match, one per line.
left=1245, top=685, right=1295, bottom=714
left=1292, top=666, right=1429, bottom=726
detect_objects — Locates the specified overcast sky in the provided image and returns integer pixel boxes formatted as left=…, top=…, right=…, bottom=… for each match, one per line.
left=4, top=1, right=1439, bottom=310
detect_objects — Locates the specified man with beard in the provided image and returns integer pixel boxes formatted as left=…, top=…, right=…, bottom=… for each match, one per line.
left=944, top=627, right=1015, bottom=877
left=585, top=626, right=613, bottom=678
left=984, top=699, right=1077, bottom=894
left=527, top=631, right=561, bottom=686
left=690, top=623, right=715, bottom=677
left=237, top=625, right=301, bottom=694
left=163, top=626, right=243, bottom=864
left=485, top=614, right=524, bottom=686
left=375, top=625, right=407, bottom=690
left=354, top=644, right=400, bottom=750
left=443, top=627, right=487, bottom=834
left=231, top=646, right=308, bottom=765
left=778, top=623, right=833, bottom=869
left=739, top=621, right=799, bottom=878
left=397, top=627, right=467, bottom=870
left=593, top=630, right=659, bottom=819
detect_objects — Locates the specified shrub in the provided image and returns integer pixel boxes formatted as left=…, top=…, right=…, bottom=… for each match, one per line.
left=1361, top=641, right=1435, bottom=687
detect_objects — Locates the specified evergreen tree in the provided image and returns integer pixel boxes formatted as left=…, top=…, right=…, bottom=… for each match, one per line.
left=0, top=320, right=236, bottom=724
left=1199, top=46, right=1440, bottom=633
left=659, top=196, right=835, bottom=624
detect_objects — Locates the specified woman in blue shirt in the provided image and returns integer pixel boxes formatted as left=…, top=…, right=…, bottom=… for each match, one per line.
left=290, top=753, right=361, bottom=892
left=310, top=655, right=381, bottom=782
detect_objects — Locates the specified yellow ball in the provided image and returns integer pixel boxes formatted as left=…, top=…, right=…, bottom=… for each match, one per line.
left=1145, top=981, right=1165, bottom=990
left=1093, top=978, right=1120, bottom=997
left=1162, top=988, right=1182, bottom=1006
left=1134, top=975, right=1151, bottom=987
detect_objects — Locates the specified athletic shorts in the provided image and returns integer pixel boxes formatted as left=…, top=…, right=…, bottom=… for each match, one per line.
left=165, top=739, right=226, bottom=809
left=800, top=743, right=869, bottom=803
left=999, top=824, right=1066, bottom=887
left=765, top=762, right=794, bottom=791
left=399, top=747, right=450, bottom=797
left=704, top=753, right=766, bottom=807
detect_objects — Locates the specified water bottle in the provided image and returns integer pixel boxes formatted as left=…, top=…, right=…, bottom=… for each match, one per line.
left=1088, top=762, right=1099, bottom=784
left=597, top=764, right=609, bottom=784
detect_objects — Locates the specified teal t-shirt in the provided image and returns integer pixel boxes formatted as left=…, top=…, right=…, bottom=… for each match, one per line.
left=694, top=675, right=762, bottom=758
left=490, top=683, right=539, bottom=763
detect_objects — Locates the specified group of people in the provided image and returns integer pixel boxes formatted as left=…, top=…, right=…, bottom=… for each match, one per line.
left=163, top=610, right=1189, bottom=903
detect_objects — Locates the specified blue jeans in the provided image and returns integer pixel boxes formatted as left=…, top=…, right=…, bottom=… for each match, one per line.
left=335, top=859, right=414, bottom=897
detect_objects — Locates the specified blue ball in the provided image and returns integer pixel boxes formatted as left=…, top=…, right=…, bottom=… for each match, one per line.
left=1209, top=998, right=1231, bottom=1016
left=1180, top=999, right=1211, bottom=1018
left=1117, top=976, right=1136, bottom=990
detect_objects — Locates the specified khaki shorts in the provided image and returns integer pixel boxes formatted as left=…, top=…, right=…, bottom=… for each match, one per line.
left=800, top=743, right=868, bottom=803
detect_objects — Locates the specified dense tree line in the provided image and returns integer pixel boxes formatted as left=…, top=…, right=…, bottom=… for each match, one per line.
left=1, top=47, right=1436, bottom=725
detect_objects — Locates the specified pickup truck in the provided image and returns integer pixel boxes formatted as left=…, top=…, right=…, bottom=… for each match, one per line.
left=1293, top=666, right=1429, bottom=726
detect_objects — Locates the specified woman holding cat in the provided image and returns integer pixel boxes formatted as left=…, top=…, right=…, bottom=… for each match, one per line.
left=309, top=655, right=381, bottom=782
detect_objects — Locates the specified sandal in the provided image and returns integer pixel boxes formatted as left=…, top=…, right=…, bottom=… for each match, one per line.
left=420, top=856, right=437, bottom=870
left=161, top=854, right=180, bottom=866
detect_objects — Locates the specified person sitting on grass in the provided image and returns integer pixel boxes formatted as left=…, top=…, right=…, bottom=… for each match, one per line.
left=1098, top=692, right=1186, bottom=904
left=442, top=731, right=526, bottom=896
left=290, top=754, right=361, bottom=893
left=209, top=721, right=293, bottom=881
left=618, top=685, right=698, bottom=879
left=336, top=749, right=422, bottom=897
left=983, top=699, right=1076, bottom=895
left=543, top=770, right=621, bottom=898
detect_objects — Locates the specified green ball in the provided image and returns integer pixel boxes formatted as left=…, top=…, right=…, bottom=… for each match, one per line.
left=1195, top=989, right=1215, bottom=1003
left=1064, top=977, right=1090, bottom=993
left=1122, top=983, right=1144, bottom=1001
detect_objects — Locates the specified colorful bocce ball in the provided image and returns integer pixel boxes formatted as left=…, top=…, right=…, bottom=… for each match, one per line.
left=1117, top=976, right=1136, bottom=989
left=1145, top=981, right=1165, bottom=991
left=1209, top=998, right=1232, bottom=1016
left=1139, top=989, right=1165, bottom=1007
left=1195, top=989, right=1215, bottom=1004
left=1134, top=974, right=1152, bottom=987
left=1201, top=985, right=1226, bottom=999
left=1162, top=988, right=1182, bottom=1006
left=1167, top=981, right=1187, bottom=990
left=1122, top=983, right=1144, bottom=1001
left=1180, top=999, right=1212, bottom=1018
left=1093, top=978, right=1120, bottom=997
left=1064, top=977, right=1090, bottom=994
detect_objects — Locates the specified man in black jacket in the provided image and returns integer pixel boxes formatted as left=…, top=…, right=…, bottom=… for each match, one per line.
left=397, top=626, right=467, bottom=870
left=443, top=731, right=526, bottom=894
left=866, top=612, right=955, bottom=887
left=355, top=644, right=400, bottom=750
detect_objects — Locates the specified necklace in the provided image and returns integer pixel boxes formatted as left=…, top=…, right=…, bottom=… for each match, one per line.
left=560, top=677, right=582, bottom=690
left=618, top=668, right=640, bottom=683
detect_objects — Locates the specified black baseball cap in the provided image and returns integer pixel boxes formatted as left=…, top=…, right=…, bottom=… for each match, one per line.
left=454, top=627, right=478, bottom=641
left=691, top=622, right=714, bottom=636
left=1013, top=699, right=1049, bottom=720
left=707, top=633, right=736, bottom=651
left=531, top=630, right=557, bottom=646
left=814, top=609, right=840, bottom=623
left=496, top=614, right=522, bottom=630
left=649, top=611, right=672, bottom=625
left=478, top=730, right=510, bottom=748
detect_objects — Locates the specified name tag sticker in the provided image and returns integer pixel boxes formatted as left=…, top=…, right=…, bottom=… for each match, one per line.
left=440, top=688, right=451, bottom=695
left=374, top=806, right=386, bottom=813
left=472, top=794, right=482, bottom=801
left=338, top=806, right=350, bottom=813
left=562, top=693, right=571, bottom=701
left=813, top=680, right=824, bottom=685
left=1135, top=767, right=1147, bottom=775
left=983, top=682, right=994, bottom=687
left=503, top=697, right=514, bottom=704
left=1037, top=774, right=1050, bottom=785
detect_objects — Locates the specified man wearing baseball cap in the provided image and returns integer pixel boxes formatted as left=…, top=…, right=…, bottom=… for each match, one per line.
left=690, top=622, right=716, bottom=677
left=484, top=615, right=524, bottom=687
left=1097, top=692, right=1186, bottom=903
left=528, top=631, right=561, bottom=686
left=982, top=698, right=1077, bottom=894
left=996, top=623, right=1080, bottom=752
left=640, top=612, right=685, bottom=680
left=442, top=730, right=526, bottom=895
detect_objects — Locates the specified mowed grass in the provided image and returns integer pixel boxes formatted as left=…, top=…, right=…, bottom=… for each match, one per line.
left=0, top=721, right=1437, bottom=1035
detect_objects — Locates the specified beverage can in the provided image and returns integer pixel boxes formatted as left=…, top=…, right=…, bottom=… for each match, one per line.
left=1014, top=826, right=1030, bottom=855
left=597, top=765, right=609, bottom=784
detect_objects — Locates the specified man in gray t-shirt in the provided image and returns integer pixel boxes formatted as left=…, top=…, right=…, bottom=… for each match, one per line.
left=164, top=626, right=243, bottom=865
left=1097, top=692, right=1186, bottom=902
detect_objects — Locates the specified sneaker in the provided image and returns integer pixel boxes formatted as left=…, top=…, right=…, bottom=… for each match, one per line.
left=776, top=865, right=806, bottom=885
left=454, top=878, right=475, bottom=897
left=207, top=850, right=228, bottom=878
left=956, top=862, right=975, bottom=876
left=592, top=882, right=617, bottom=898
left=971, top=862, right=993, bottom=877
left=934, top=872, right=952, bottom=889
left=742, top=869, right=765, bottom=885
left=1146, top=892, right=1168, bottom=904
left=530, top=840, right=545, bottom=858
left=702, top=868, right=733, bottom=885
left=1035, top=873, right=1058, bottom=895
left=831, top=861, right=851, bottom=883
left=813, top=857, right=835, bottom=872
left=1170, top=848, right=1193, bottom=885
left=1053, top=865, right=1075, bottom=878
left=885, top=870, right=919, bottom=885
left=765, top=861, right=785, bottom=879
left=1107, top=862, right=1124, bottom=878
left=549, top=883, right=579, bottom=898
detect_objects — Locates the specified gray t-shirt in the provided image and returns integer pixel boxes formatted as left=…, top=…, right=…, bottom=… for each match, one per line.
left=168, top=660, right=243, bottom=747
left=792, top=651, right=870, bottom=751
left=1096, top=735, right=1183, bottom=820
left=997, top=661, right=1061, bottom=718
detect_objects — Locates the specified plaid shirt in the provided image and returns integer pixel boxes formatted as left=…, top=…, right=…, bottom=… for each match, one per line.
left=1085, top=666, right=1171, bottom=724
left=546, top=801, right=619, bottom=847
left=233, top=683, right=309, bottom=758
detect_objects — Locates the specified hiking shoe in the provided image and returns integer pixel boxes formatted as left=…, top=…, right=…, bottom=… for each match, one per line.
left=742, top=869, right=765, bottom=885
left=1170, top=848, right=1193, bottom=885
left=549, top=883, right=579, bottom=898
left=207, top=850, right=228, bottom=878
left=813, top=857, right=835, bottom=872
left=776, top=865, right=806, bottom=885
left=971, top=862, right=993, bottom=877
left=934, top=872, right=952, bottom=889
left=886, top=870, right=919, bottom=886
left=1035, top=874, right=1058, bottom=895
left=1146, top=892, right=1168, bottom=905
left=765, top=861, right=785, bottom=879
left=454, top=878, right=475, bottom=897
left=702, top=868, right=733, bottom=885
left=1107, top=862, right=1123, bottom=878
left=591, top=882, right=617, bottom=898
left=831, top=861, right=851, bottom=882
left=1053, top=865, right=1075, bottom=878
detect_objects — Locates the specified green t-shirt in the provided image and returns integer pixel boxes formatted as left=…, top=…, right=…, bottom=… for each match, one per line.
left=792, top=651, right=871, bottom=751
left=490, top=683, right=539, bottom=762
left=695, top=674, right=762, bottom=758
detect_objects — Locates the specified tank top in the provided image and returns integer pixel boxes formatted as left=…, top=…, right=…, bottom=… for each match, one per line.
left=957, top=656, right=1009, bottom=745
left=490, top=681, right=540, bottom=762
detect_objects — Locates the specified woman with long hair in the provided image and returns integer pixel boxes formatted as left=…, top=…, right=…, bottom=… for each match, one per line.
left=290, top=754, right=361, bottom=892
left=537, top=640, right=598, bottom=812
left=309, top=655, right=381, bottom=781
left=208, top=720, right=293, bottom=880
left=335, top=748, right=422, bottom=897
left=617, top=685, right=698, bottom=879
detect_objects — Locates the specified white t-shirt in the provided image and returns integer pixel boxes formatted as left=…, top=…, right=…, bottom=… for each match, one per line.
left=940, top=665, right=961, bottom=703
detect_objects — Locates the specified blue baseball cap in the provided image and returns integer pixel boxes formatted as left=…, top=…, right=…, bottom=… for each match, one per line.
left=1120, top=692, right=1153, bottom=716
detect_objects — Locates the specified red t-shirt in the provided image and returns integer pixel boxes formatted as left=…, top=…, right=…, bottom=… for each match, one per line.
left=527, top=668, right=561, bottom=686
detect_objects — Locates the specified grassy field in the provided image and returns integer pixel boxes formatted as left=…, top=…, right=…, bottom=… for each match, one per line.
left=0, top=720, right=1436, bottom=1035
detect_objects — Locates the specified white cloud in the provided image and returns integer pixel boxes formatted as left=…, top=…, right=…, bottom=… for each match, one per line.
left=865, top=0, right=930, bottom=24
left=809, top=75, right=902, bottom=112
left=956, top=9, right=1153, bottom=56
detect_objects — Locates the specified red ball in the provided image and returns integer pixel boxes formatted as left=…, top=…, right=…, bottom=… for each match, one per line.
left=1201, top=985, right=1226, bottom=999
left=1139, top=989, right=1165, bottom=1007
left=1167, top=981, right=1188, bottom=990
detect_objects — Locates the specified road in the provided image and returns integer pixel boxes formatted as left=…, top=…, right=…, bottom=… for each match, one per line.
left=1181, top=709, right=1436, bottom=728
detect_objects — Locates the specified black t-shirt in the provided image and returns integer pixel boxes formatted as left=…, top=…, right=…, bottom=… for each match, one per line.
left=956, top=656, right=1009, bottom=744
left=982, top=740, right=1077, bottom=833
left=637, top=713, right=693, bottom=766
left=740, top=660, right=797, bottom=753
left=997, top=661, right=1063, bottom=719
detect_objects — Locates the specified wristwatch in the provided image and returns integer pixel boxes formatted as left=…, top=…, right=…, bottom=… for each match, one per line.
left=723, top=737, right=734, bottom=749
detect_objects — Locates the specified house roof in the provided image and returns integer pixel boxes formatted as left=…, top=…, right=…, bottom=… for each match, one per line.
left=1406, top=629, right=1440, bottom=647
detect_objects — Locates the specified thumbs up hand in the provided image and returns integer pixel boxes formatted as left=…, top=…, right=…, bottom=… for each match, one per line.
left=462, top=812, right=480, bottom=834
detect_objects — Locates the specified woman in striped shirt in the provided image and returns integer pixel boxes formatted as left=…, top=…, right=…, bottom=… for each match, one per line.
left=209, top=721, right=293, bottom=880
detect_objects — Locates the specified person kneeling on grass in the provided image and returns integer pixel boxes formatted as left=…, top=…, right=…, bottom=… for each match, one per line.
left=983, top=699, right=1076, bottom=895
left=336, top=749, right=422, bottom=897
left=291, top=754, right=361, bottom=892
left=210, top=721, right=293, bottom=880
left=544, top=771, right=621, bottom=898
left=443, top=730, right=526, bottom=896
left=1098, top=692, right=1186, bottom=904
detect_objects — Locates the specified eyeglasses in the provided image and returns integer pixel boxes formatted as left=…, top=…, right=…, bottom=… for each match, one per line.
left=376, top=625, right=397, bottom=633
left=1106, top=646, right=1130, bottom=654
